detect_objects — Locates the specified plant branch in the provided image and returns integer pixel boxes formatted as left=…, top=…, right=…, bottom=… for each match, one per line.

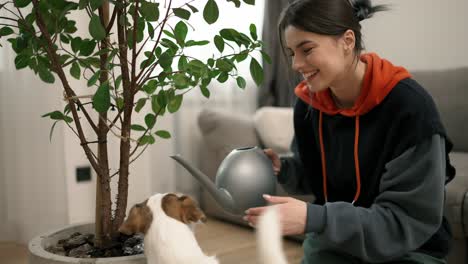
left=31, top=0, right=101, bottom=176
left=130, top=0, right=140, bottom=95
left=105, top=6, right=117, bottom=34
left=135, top=0, right=172, bottom=84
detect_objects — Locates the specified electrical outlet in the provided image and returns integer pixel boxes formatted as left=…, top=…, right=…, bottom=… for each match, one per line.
left=76, top=166, right=91, bottom=182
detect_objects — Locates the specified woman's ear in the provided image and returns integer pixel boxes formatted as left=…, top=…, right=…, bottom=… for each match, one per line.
left=342, top=29, right=356, bottom=54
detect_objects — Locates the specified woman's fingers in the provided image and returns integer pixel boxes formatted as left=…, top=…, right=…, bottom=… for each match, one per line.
left=264, top=148, right=281, bottom=175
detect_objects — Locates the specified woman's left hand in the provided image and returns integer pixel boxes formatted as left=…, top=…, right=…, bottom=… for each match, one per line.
left=243, top=194, right=307, bottom=236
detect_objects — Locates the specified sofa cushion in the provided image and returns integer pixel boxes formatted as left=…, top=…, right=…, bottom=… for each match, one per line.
left=198, top=108, right=260, bottom=154
left=411, top=68, right=468, bottom=152
left=445, top=152, right=468, bottom=239
left=253, top=107, right=294, bottom=154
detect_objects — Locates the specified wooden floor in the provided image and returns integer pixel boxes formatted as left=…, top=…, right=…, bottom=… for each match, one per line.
left=0, top=217, right=303, bottom=264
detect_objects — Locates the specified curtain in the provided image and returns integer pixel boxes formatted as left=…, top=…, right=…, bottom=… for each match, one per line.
left=258, top=0, right=301, bottom=107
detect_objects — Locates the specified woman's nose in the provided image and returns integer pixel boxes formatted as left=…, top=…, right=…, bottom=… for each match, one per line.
left=291, top=55, right=304, bottom=72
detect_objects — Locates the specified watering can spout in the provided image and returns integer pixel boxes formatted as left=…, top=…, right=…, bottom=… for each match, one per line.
left=170, top=154, right=238, bottom=213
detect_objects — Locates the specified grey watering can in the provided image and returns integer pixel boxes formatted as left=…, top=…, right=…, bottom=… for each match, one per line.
left=170, top=146, right=276, bottom=215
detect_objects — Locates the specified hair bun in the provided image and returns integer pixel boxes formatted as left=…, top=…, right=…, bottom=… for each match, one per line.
left=349, top=0, right=372, bottom=21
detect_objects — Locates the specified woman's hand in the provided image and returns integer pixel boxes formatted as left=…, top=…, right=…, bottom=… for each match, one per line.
left=264, top=148, right=281, bottom=176
left=243, top=194, right=307, bottom=236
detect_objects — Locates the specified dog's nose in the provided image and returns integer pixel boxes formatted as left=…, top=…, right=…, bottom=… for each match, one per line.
left=200, top=214, right=207, bottom=223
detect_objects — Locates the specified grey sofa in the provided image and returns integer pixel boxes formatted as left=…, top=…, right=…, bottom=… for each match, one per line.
left=197, top=67, right=468, bottom=264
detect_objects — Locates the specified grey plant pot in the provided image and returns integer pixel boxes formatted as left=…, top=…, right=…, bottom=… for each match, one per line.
left=28, top=223, right=146, bottom=264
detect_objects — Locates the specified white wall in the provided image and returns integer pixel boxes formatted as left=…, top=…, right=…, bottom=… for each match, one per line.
left=362, top=0, right=468, bottom=70
left=0, top=53, right=69, bottom=243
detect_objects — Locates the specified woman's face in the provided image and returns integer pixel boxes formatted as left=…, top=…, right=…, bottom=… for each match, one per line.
left=284, top=25, right=352, bottom=92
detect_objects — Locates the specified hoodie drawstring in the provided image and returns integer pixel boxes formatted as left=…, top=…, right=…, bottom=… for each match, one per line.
left=318, top=111, right=362, bottom=204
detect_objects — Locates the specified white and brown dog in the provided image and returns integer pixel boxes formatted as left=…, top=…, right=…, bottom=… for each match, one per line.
left=119, top=193, right=218, bottom=264
left=119, top=192, right=288, bottom=264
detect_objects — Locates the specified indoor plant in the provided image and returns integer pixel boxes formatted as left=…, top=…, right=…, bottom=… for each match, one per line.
left=0, top=0, right=267, bottom=260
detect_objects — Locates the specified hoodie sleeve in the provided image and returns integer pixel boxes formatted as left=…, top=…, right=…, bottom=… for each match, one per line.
left=304, top=134, right=446, bottom=262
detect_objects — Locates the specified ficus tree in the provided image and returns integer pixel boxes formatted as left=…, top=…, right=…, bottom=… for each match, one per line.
left=0, top=0, right=268, bottom=248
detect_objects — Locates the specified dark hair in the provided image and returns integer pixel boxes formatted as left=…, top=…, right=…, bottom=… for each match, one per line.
left=278, top=0, right=388, bottom=60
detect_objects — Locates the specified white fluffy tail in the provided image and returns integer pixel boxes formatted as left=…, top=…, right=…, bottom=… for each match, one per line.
left=256, top=206, right=288, bottom=264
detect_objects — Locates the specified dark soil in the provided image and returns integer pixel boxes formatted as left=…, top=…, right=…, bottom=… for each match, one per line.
left=45, top=232, right=144, bottom=258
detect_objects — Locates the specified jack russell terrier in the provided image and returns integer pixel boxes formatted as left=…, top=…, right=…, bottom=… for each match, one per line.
left=119, top=193, right=288, bottom=264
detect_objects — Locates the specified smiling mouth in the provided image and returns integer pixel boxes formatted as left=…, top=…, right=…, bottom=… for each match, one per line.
left=303, top=70, right=319, bottom=81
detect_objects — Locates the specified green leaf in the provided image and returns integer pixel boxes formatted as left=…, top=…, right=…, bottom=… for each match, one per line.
left=173, top=74, right=189, bottom=89
left=200, top=85, right=210, bottom=98
left=261, top=50, right=272, bottom=64
left=220, top=28, right=238, bottom=42
left=115, top=75, right=122, bottom=90
left=155, top=130, right=171, bottom=139
left=168, top=95, right=183, bottom=113
left=135, top=98, right=147, bottom=112
left=147, top=22, right=155, bottom=38
left=249, top=23, right=257, bottom=41
left=178, top=55, right=188, bottom=71
left=235, top=51, right=248, bottom=62
left=173, top=8, right=191, bottom=20
left=145, top=113, right=156, bottom=128
left=0, top=27, right=14, bottom=37
left=174, top=21, right=188, bottom=46
left=163, top=30, right=175, bottom=39
left=243, top=0, right=255, bottom=5
left=187, top=59, right=207, bottom=76
left=131, top=124, right=146, bottom=131
left=185, top=40, right=209, bottom=47
left=236, top=76, right=246, bottom=89
left=226, top=0, right=241, bottom=7
left=49, top=121, right=59, bottom=142
left=14, top=0, right=31, bottom=8
left=71, top=37, right=82, bottom=53
left=78, top=0, right=88, bottom=9
left=140, top=1, right=159, bottom=21
left=250, top=58, right=264, bottom=86
left=79, top=39, right=96, bottom=56
left=216, top=59, right=233, bottom=72
left=89, top=15, right=106, bottom=41
left=116, top=97, right=124, bottom=110
left=152, top=95, right=165, bottom=114
left=87, top=70, right=100, bottom=87
left=89, top=0, right=103, bottom=10
left=217, top=72, right=228, bottom=83
left=207, top=58, right=215, bottom=67
left=138, top=135, right=155, bottom=145
left=143, top=80, right=158, bottom=94
left=159, top=51, right=173, bottom=69
left=42, top=111, right=73, bottom=123
left=186, top=4, right=199, bottom=13
left=38, top=68, right=55, bottom=83
left=92, top=82, right=111, bottom=113
left=203, top=0, right=219, bottom=24
left=14, top=54, right=30, bottom=69
left=70, top=62, right=80, bottom=79
left=214, top=35, right=224, bottom=52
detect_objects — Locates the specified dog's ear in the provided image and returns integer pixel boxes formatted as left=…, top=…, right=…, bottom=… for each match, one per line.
left=118, top=199, right=153, bottom=235
left=179, top=196, right=207, bottom=224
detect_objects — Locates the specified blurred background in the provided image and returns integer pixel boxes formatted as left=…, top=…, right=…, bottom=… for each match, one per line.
left=1, top=0, right=467, bottom=245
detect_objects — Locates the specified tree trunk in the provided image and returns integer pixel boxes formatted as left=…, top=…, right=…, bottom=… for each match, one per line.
left=113, top=0, right=135, bottom=231
left=94, top=0, right=113, bottom=248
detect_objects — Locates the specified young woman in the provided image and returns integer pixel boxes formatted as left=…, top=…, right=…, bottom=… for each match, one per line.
left=244, top=0, right=456, bottom=263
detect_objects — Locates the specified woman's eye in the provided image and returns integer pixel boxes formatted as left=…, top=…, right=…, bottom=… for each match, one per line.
left=304, top=48, right=313, bottom=54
